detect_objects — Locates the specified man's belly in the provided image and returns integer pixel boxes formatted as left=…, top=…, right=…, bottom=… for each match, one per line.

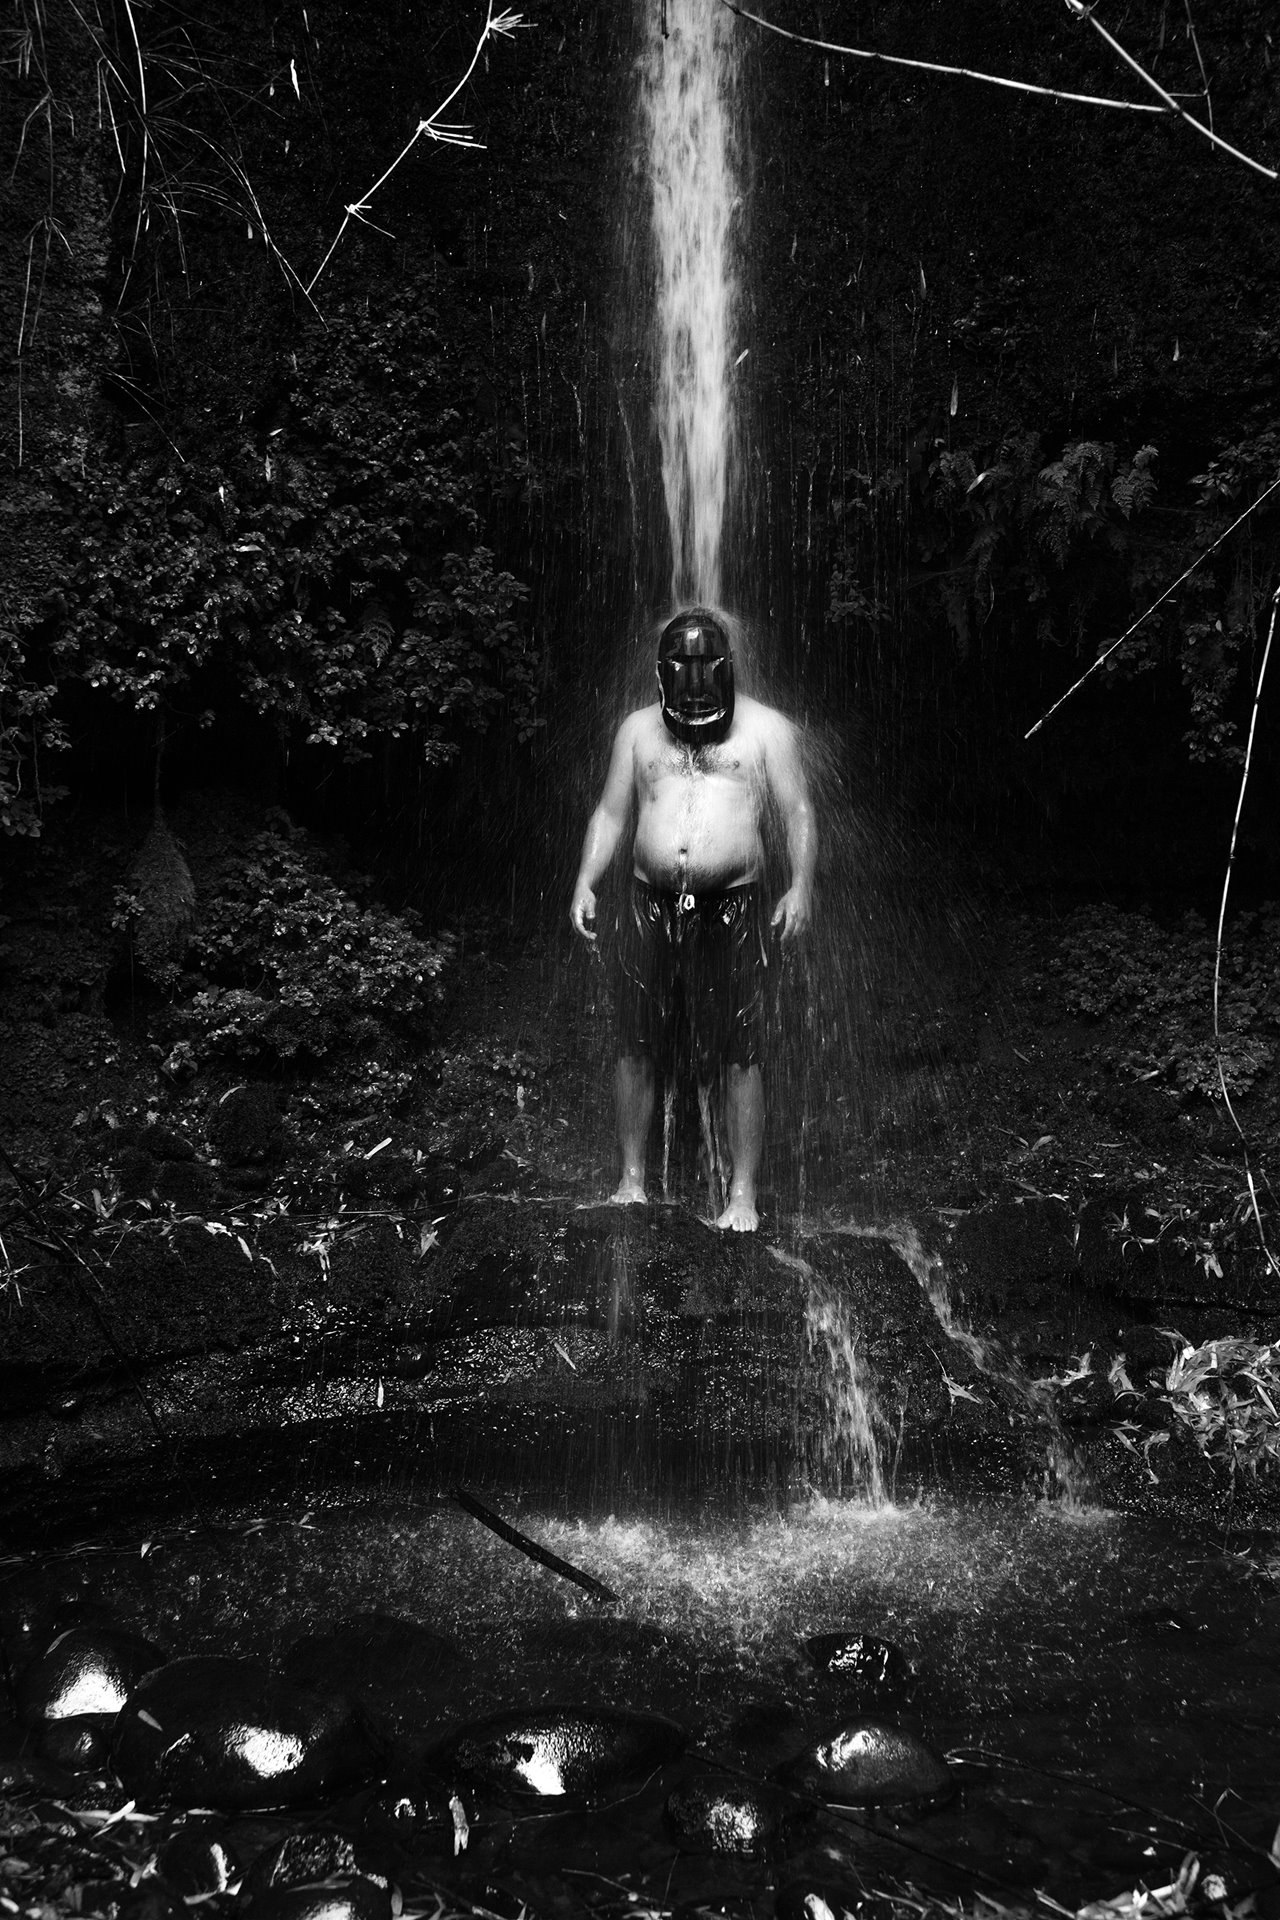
left=632, top=797, right=763, bottom=893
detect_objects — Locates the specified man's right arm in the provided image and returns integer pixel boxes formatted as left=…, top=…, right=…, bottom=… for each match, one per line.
left=570, top=717, right=636, bottom=945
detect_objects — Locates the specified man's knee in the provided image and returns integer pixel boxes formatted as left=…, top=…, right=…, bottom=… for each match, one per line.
left=616, top=1053, right=656, bottom=1102
left=724, top=1060, right=763, bottom=1094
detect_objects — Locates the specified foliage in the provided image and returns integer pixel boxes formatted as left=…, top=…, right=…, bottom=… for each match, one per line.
left=1046, top=903, right=1280, bottom=1097
left=1157, top=1333, right=1280, bottom=1479
left=827, top=413, right=1278, bottom=770
left=2, top=4, right=539, bottom=835
left=0, top=648, right=67, bottom=838
left=152, top=817, right=455, bottom=1070
left=1180, top=426, right=1280, bottom=762
left=918, top=432, right=1159, bottom=658
left=829, top=431, right=1159, bottom=660
left=42, top=291, right=534, bottom=773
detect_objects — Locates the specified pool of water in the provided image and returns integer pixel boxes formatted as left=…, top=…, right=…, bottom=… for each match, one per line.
left=6, top=1482, right=1280, bottom=1916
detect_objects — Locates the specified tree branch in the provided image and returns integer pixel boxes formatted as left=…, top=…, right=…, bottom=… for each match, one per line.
left=1062, top=0, right=1276, bottom=182
left=305, top=5, right=527, bottom=298
left=1024, top=472, right=1280, bottom=738
left=719, top=1, right=1168, bottom=116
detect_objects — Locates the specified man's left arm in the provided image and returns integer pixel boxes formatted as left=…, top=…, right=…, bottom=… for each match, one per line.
left=764, top=715, right=816, bottom=945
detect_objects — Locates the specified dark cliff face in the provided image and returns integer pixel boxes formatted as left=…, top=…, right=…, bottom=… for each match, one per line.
left=3, top=0, right=1278, bottom=891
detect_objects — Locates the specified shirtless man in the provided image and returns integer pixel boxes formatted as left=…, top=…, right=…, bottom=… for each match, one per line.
left=569, top=608, right=815, bottom=1231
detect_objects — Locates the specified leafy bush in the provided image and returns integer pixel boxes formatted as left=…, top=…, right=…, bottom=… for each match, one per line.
left=0, top=653, right=67, bottom=838
left=5, top=285, right=537, bottom=841
left=156, top=816, right=454, bottom=1070
left=1159, top=1334, right=1280, bottom=1478
left=1177, top=428, right=1280, bottom=764
left=874, top=432, right=1159, bottom=658
left=1047, top=904, right=1280, bottom=1097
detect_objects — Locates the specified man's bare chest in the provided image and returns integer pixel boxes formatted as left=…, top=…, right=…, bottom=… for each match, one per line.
left=636, top=738, right=757, bottom=798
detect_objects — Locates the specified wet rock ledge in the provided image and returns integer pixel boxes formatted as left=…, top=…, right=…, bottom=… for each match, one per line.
left=1, top=1184, right=1273, bottom=1532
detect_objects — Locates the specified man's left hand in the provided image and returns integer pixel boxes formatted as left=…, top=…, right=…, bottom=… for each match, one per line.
left=771, top=886, right=811, bottom=945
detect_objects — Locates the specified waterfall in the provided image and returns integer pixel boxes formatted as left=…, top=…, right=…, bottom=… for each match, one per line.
left=643, top=0, right=741, bottom=607
left=805, top=1271, right=889, bottom=1505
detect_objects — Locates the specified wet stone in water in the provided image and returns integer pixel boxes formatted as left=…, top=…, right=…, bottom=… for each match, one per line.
left=778, top=1722, right=954, bottom=1808
left=665, top=1774, right=803, bottom=1855
left=428, top=1707, right=687, bottom=1803
left=156, top=1823, right=244, bottom=1899
left=240, top=1880, right=392, bottom=1920
left=113, top=1655, right=384, bottom=1810
left=16, top=1626, right=167, bottom=1725
left=802, top=1633, right=913, bottom=1707
left=34, top=1713, right=115, bottom=1771
left=243, top=1828, right=369, bottom=1895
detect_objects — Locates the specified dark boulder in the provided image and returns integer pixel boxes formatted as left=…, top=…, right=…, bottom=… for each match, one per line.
left=240, top=1881, right=392, bottom=1920
left=665, top=1774, right=806, bottom=1855
left=426, top=1706, right=686, bottom=1804
left=17, top=1626, right=166, bottom=1725
left=778, top=1722, right=954, bottom=1808
left=34, top=1713, right=115, bottom=1770
left=802, top=1633, right=913, bottom=1708
left=156, top=1822, right=245, bottom=1898
left=114, top=1656, right=384, bottom=1810
left=242, top=1828, right=367, bottom=1895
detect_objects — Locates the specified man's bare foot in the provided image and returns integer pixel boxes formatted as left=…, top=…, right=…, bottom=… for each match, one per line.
left=716, top=1193, right=759, bottom=1231
left=609, top=1176, right=647, bottom=1205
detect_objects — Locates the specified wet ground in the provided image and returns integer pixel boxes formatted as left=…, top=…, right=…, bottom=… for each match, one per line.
left=6, top=1476, right=1280, bottom=1920
left=5, top=1184, right=1280, bottom=1920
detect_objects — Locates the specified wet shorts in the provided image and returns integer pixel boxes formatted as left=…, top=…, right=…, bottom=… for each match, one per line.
left=615, top=880, right=768, bottom=1074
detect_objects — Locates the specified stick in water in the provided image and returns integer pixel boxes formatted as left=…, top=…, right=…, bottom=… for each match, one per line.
left=453, top=1487, right=620, bottom=1604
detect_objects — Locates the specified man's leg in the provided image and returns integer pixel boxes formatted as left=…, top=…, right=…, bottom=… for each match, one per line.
left=612, top=1052, right=655, bottom=1204
left=718, top=1061, right=764, bottom=1231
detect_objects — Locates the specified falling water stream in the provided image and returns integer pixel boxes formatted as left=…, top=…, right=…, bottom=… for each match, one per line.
left=642, top=0, right=919, bottom=1506
left=643, top=0, right=741, bottom=603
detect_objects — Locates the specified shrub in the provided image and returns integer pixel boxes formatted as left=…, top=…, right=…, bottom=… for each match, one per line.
left=4, top=283, right=537, bottom=839
left=157, top=815, right=454, bottom=1069
left=1047, top=904, right=1280, bottom=1098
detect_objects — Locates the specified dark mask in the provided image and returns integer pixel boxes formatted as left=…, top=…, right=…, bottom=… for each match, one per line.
left=657, top=609, right=734, bottom=747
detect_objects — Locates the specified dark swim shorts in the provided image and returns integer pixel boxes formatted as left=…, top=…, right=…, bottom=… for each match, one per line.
left=615, top=880, right=768, bottom=1073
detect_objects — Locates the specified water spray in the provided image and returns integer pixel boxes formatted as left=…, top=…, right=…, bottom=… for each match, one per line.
left=643, top=0, right=740, bottom=603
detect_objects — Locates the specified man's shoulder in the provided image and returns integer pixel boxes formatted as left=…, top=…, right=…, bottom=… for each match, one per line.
left=618, top=702, right=664, bottom=744
left=734, top=693, right=796, bottom=740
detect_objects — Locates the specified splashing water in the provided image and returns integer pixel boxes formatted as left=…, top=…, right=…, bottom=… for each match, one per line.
left=834, top=1218, right=1095, bottom=1507
left=643, top=0, right=741, bottom=604
left=805, top=1272, right=888, bottom=1506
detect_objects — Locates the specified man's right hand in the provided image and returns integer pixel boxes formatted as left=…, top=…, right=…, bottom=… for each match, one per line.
left=570, top=879, right=598, bottom=945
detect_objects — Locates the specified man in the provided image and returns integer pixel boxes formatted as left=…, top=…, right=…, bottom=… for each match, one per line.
left=569, top=608, right=815, bottom=1231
